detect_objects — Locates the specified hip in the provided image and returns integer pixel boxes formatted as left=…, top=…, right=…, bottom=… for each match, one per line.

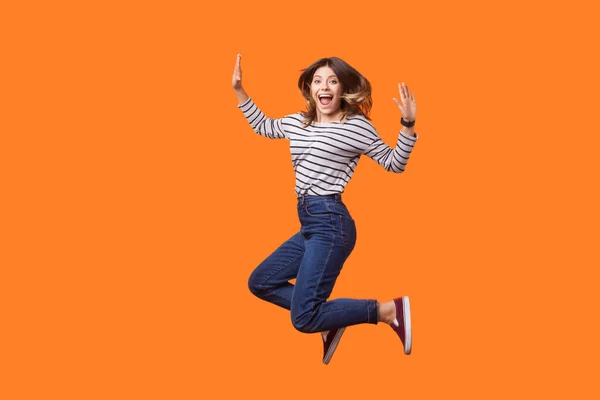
left=296, top=194, right=356, bottom=249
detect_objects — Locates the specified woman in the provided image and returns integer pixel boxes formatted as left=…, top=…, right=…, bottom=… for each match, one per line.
left=232, top=54, right=418, bottom=364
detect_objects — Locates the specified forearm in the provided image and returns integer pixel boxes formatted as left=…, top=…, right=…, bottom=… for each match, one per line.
left=401, top=126, right=415, bottom=137
left=235, top=88, right=249, bottom=105
left=238, top=98, right=287, bottom=140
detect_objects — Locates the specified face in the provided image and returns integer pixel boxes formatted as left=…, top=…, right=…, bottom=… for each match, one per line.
left=310, top=66, right=343, bottom=122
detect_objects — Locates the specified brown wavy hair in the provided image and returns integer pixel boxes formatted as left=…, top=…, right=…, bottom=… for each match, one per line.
left=297, top=57, right=372, bottom=127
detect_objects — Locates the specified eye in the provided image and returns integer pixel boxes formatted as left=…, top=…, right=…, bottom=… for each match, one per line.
left=313, top=79, right=321, bottom=84
left=330, top=80, right=338, bottom=85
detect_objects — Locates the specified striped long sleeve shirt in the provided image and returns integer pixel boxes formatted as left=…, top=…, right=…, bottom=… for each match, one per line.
left=238, top=98, right=418, bottom=197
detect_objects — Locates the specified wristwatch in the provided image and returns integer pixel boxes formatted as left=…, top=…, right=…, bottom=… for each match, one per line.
left=401, top=118, right=415, bottom=128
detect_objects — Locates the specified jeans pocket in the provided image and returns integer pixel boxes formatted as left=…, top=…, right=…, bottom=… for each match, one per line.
left=304, top=202, right=331, bottom=219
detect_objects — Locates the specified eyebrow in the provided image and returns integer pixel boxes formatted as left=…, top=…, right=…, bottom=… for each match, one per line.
left=313, top=75, right=338, bottom=79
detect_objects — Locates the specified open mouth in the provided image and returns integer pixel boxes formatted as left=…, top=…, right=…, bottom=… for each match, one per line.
left=318, top=94, right=333, bottom=106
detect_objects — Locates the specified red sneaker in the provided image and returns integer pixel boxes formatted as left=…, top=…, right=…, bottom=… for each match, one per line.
left=322, top=327, right=346, bottom=364
left=390, top=296, right=412, bottom=355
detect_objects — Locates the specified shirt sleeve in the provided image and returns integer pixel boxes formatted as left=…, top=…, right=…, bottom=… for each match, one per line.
left=362, top=123, right=418, bottom=173
left=238, top=98, right=290, bottom=140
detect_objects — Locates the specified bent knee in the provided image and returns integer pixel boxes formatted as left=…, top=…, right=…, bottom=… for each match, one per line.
left=247, top=272, right=265, bottom=297
left=290, top=310, right=319, bottom=334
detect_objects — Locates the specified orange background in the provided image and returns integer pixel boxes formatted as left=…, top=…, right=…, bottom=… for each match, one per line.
left=2, top=0, right=599, bottom=399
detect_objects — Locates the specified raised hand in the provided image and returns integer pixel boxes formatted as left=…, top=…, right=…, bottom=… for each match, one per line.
left=392, top=82, right=417, bottom=122
left=232, top=54, right=249, bottom=104
left=232, top=54, right=243, bottom=91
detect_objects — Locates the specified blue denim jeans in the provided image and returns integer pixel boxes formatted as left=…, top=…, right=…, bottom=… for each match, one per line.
left=248, top=194, right=379, bottom=333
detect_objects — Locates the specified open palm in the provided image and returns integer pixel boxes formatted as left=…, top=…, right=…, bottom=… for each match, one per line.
left=232, top=54, right=243, bottom=90
left=392, top=82, right=417, bottom=122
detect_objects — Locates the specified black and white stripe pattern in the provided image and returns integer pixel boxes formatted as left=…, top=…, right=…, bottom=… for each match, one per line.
left=239, top=98, right=418, bottom=197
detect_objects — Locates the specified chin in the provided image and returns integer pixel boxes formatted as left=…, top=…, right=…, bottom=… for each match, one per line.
left=318, top=106, right=339, bottom=115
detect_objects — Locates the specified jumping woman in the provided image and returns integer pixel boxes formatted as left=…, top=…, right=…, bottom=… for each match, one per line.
left=232, top=54, right=418, bottom=364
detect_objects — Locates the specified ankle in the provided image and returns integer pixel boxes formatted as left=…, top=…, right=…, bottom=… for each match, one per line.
left=378, top=301, right=395, bottom=325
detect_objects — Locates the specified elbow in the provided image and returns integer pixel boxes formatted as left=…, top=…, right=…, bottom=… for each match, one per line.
left=392, top=160, right=407, bottom=174
left=386, top=164, right=405, bottom=174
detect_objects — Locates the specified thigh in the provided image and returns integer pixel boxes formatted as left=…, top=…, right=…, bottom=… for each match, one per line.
left=249, top=231, right=305, bottom=288
left=292, top=232, right=351, bottom=310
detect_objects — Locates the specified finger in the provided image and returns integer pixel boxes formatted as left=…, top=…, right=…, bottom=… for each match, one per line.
left=403, top=82, right=410, bottom=99
left=393, top=99, right=406, bottom=114
left=235, top=54, right=242, bottom=72
left=411, top=91, right=416, bottom=102
left=394, top=94, right=404, bottom=106
left=398, top=83, right=405, bottom=99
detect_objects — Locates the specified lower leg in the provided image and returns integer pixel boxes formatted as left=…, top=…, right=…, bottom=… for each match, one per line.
left=292, top=297, right=379, bottom=333
left=324, top=299, right=394, bottom=338
left=377, top=300, right=397, bottom=325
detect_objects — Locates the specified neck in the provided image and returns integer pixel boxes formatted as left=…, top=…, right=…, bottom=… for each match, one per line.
left=316, top=111, right=343, bottom=123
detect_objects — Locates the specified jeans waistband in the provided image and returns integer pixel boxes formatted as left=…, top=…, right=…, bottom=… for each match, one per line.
left=297, top=193, right=342, bottom=205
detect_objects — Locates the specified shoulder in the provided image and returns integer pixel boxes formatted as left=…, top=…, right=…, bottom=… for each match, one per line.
left=343, top=114, right=378, bottom=137
left=282, top=112, right=309, bottom=127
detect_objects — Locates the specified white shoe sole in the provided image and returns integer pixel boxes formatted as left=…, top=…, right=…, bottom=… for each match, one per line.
left=323, top=327, right=346, bottom=364
left=403, top=296, right=412, bottom=355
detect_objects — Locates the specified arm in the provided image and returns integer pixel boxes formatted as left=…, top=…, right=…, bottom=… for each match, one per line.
left=232, top=54, right=288, bottom=140
left=362, top=125, right=417, bottom=173
left=238, top=98, right=288, bottom=140
left=363, top=82, right=419, bottom=173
